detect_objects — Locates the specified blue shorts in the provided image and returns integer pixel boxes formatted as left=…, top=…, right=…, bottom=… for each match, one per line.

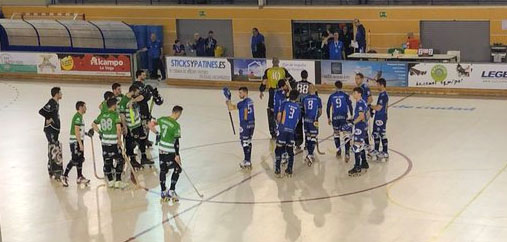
left=332, top=118, right=347, bottom=132
left=303, top=119, right=318, bottom=136
left=239, top=123, right=255, bottom=143
left=277, top=129, right=295, bottom=146
left=353, top=125, right=367, bottom=143
left=372, top=118, right=387, bottom=137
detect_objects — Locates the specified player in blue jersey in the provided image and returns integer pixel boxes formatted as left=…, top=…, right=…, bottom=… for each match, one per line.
left=370, top=78, right=389, bottom=161
left=326, top=81, right=353, bottom=162
left=355, top=73, right=374, bottom=157
left=348, top=87, right=369, bottom=177
left=302, top=84, right=322, bottom=166
left=274, top=90, right=301, bottom=178
left=273, top=79, right=291, bottom=120
left=227, top=87, right=255, bottom=169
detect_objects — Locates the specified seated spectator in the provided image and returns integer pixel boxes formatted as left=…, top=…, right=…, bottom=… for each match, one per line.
left=173, top=39, right=186, bottom=56
left=406, top=32, right=420, bottom=49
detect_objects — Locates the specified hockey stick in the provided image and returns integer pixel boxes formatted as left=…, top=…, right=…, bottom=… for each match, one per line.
left=120, top=142, right=140, bottom=188
left=89, top=135, right=104, bottom=180
left=228, top=111, right=236, bottom=135
left=222, top=87, right=236, bottom=135
left=315, top=137, right=325, bottom=155
left=181, top=166, right=204, bottom=199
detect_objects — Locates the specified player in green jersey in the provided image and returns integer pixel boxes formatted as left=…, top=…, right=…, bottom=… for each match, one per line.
left=62, top=101, right=89, bottom=187
left=92, top=98, right=127, bottom=189
left=112, top=82, right=124, bottom=105
left=149, top=105, right=183, bottom=202
left=99, top=91, right=114, bottom=114
left=118, top=85, right=150, bottom=170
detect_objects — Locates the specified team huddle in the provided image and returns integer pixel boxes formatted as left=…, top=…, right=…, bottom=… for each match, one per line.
left=226, top=59, right=390, bottom=177
left=38, top=65, right=389, bottom=203
left=39, top=71, right=185, bottom=202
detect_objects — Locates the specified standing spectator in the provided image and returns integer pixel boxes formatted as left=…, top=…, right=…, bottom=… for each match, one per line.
left=342, top=25, right=354, bottom=57
left=251, top=28, right=266, bottom=58
left=205, top=31, right=217, bottom=57
left=143, top=33, right=166, bottom=80
left=173, top=39, right=186, bottom=56
left=406, top=32, right=420, bottom=49
left=322, top=32, right=345, bottom=60
left=354, top=19, right=367, bottom=53
left=188, top=33, right=206, bottom=57
left=321, top=24, right=333, bottom=59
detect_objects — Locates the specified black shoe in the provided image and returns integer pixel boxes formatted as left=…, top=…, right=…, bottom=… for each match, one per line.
left=274, top=169, right=282, bottom=178
left=361, top=161, right=369, bottom=170
left=336, top=150, right=342, bottom=157
left=285, top=169, right=293, bottom=177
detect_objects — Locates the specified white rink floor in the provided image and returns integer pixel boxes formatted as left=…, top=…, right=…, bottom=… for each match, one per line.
left=1, top=80, right=507, bottom=242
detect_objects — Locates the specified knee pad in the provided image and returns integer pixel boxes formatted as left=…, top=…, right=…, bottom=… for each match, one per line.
left=381, top=132, right=388, bottom=140
left=173, top=165, right=182, bottom=174
left=286, top=147, right=294, bottom=156
left=352, top=144, right=364, bottom=153
left=372, top=131, right=380, bottom=140
left=241, top=139, right=251, bottom=147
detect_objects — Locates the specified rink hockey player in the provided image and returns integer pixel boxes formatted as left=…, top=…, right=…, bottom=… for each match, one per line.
left=302, top=84, right=322, bottom=166
left=326, top=81, right=353, bottom=161
left=149, top=105, right=184, bottom=202
left=61, top=101, right=90, bottom=187
left=259, top=57, right=293, bottom=139
left=370, top=78, right=390, bottom=161
left=355, top=73, right=373, bottom=156
left=38, top=87, right=63, bottom=182
left=92, top=98, right=127, bottom=189
left=295, top=70, right=312, bottom=151
left=348, top=87, right=369, bottom=177
left=132, top=70, right=164, bottom=150
left=100, top=91, right=114, bottom=114
left=225, top=87, right=255, bottom=169
left=118, top=85, right=147, bottom=170
left=274, top=90, right=301, bottom=177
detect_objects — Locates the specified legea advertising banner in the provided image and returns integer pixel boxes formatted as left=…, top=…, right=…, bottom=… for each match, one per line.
left=166, top=56, right=232, bottom=81
left=57, top=54, right=131, bottom=76
left=321, top=60, right=408, bottom=87
left=408, top=63, right=507, bottom=89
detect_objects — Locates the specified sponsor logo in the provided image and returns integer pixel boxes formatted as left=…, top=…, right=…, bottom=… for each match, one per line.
left=60, top=56, right=74, bottom=71
left=431, top=64, right=447, bottom=82
left=481, top=71, right=507, bottom=78
left=90, top=57, right=124, bottom=67
left=170, top=59, right=227, bottom=69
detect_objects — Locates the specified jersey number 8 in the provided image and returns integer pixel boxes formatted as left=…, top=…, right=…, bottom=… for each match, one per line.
left=100, top=118, right=113, bottom=131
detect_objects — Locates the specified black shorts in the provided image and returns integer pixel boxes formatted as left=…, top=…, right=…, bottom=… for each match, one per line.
left=127, top=126, right=146, bottom=139
left=70, top=143, right=84, bottom=162
left=160, top=153, right=180, bottom=169
left=101, top=144, right=122, bottom=160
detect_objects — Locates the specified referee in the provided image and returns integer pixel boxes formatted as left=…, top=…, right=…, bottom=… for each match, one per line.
left=259, top=57, right=294, bottom=139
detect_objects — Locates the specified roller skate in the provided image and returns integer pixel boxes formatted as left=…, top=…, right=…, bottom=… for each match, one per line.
left=61, top=176, right=69, bottom=187
left=336, top=149, right=342, bottom=158
left=285, top=169, right=293, bottom=178
left=274, top=168, right=282, bottom=178
left=369, top=150, right=380, bottom=161
left=114, top=181, right=128, bottom=190
left=141, top=155, right=154, bottom=169
left=305, top=155, right=314, bottom=167
left=169, top=190, right=179, bottom=202
left=239, top=160, right=252, bottom=170
left=77, top=176, right=90, bottom=186
left=348, top=166, right=362, bottom=177
left=160, top=190, right=171, bottom=202
left=130, top=158, right=143, bottom=171
left=295, top=146, right=302, bottom=152
left=379, top=152, right=389, bottom=162
left=344, top=153, right=350, bottom=163
left=361, top=161, right=369, bottom=172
